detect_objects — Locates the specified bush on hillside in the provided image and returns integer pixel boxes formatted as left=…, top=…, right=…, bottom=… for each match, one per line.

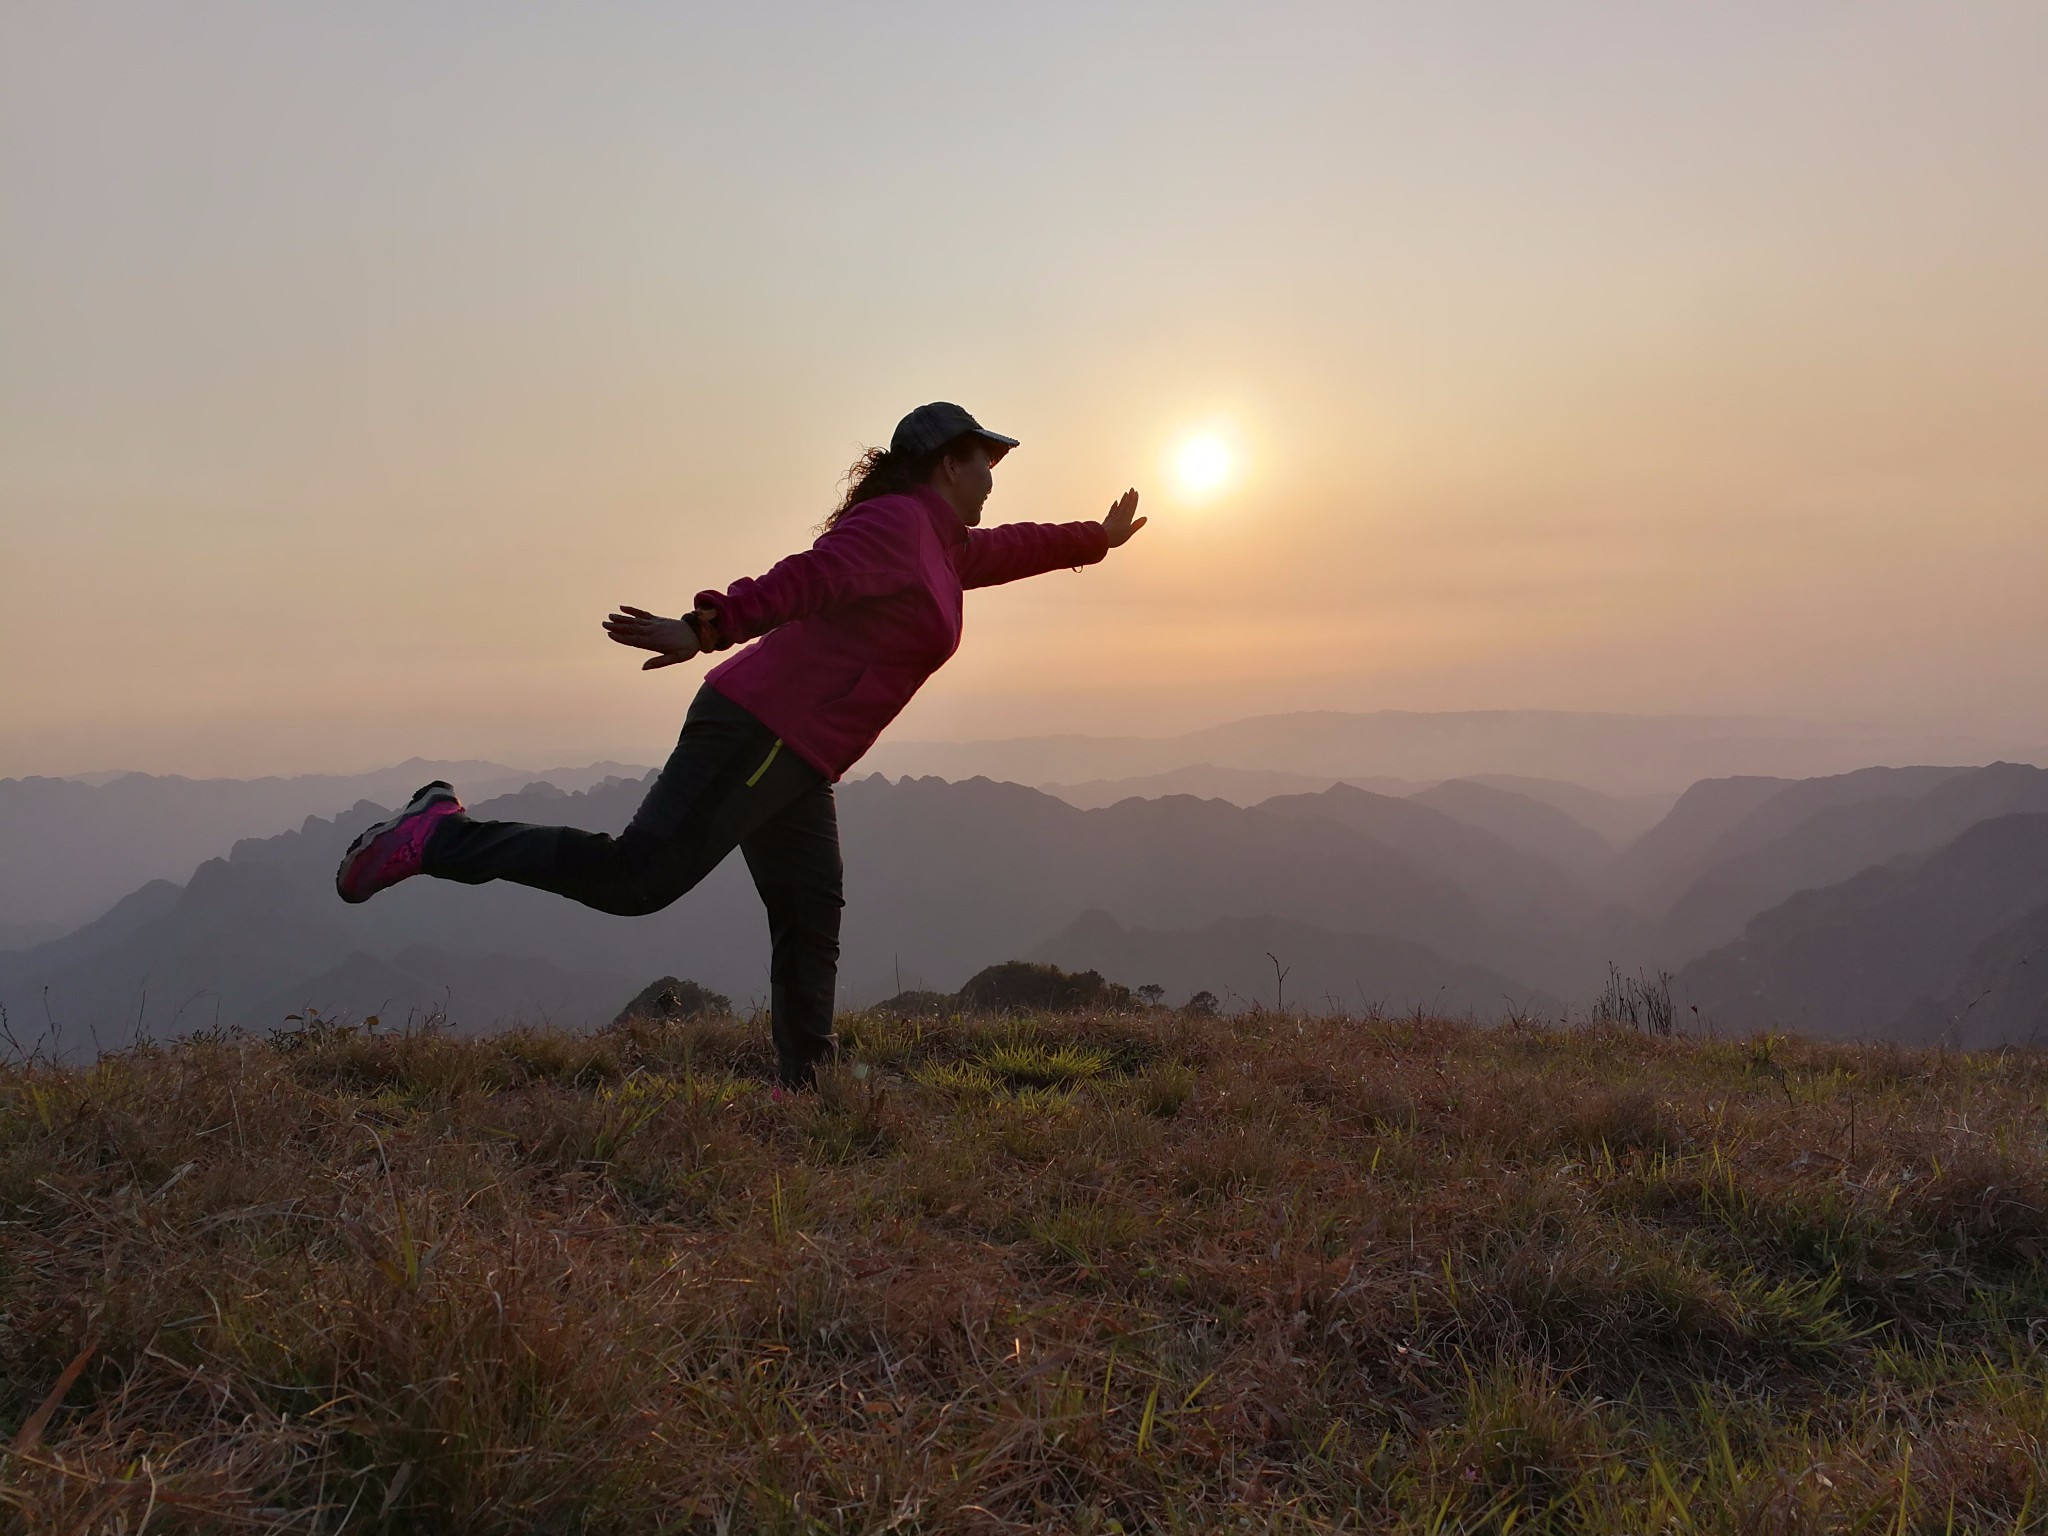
left=868, top=988, right=956, bottom=1019
left=612, top=975, right=731, bottom=1026
left=956, top=960, right=1135, bottom=1013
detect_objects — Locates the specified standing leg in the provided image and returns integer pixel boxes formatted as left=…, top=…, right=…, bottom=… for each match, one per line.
left=740, top=780, right=844, bottom=1087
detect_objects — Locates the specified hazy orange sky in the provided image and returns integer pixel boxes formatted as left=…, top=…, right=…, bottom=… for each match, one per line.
left=4, top=4, right=2046, bottom=778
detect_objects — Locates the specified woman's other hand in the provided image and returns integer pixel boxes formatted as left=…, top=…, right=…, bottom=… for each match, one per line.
left=1103, top=489, right=1147, bottom=549
left=603, top=605, right=702, bottom=669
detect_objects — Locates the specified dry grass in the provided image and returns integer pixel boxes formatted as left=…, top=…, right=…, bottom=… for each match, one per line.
left=5, top=1006, right=2048, bottom=1532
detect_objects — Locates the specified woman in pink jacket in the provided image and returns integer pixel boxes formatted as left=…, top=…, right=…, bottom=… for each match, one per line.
left=334, top=403, right=1147, bottom=1086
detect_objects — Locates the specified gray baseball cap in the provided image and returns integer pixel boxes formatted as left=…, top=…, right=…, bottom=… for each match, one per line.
left=890, top=402, right=1019, bottom=463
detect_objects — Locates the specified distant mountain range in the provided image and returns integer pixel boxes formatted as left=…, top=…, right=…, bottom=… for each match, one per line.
left=1614, top=766, right=1971, bottom=911
left=1405, top=779, right=1618, bottom=879
left=0, top=759, right=651, bottom=930
left=1035, top=765, right=1425, bottom=811
left=863, top=709, right=2032, bottom=796
left=1678, top=813, right=2048, bottom=1045
left=5, top=712, right=2045, bottom=1054
left=1, top=774, right=1616, bottom=1054
left=1656, top=764, right=2048, bottom=960
left=1034, top=767, right=1678, bottom=859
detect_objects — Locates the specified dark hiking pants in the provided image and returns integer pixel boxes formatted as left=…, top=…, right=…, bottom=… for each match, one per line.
left=422, top=684, right=842, bottom=1084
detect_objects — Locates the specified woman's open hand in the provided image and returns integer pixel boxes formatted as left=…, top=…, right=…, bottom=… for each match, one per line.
left=603, top=605, right=701, bottom=670
left=1103, top=488, right=1146, bottom=549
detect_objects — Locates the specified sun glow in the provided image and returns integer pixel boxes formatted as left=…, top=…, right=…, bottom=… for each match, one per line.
left=1173, top=433, right=1234, bottom=496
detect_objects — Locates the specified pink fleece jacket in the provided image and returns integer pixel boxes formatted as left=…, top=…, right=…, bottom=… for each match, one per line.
left=695, top=486, right=1111, bottom=781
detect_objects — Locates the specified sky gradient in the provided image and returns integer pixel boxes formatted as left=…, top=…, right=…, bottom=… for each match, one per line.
left=5, top=3, right=2046, bottom=777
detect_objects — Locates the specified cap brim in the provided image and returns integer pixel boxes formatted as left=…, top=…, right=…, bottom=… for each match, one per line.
left=971, top=428, right=1020, bottom=462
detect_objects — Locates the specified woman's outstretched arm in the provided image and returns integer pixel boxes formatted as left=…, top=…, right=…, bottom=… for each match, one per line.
left=603, top=500, right=928, bottom=667
left=957, top=489, right=1145, bottom=590
left=698, top=500, right=926, bottom=642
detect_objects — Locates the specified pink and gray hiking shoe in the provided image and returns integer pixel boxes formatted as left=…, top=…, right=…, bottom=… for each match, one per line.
left=334, top=781, right=464, bottom=904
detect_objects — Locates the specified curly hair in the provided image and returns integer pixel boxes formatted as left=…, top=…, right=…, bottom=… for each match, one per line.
left=826, top=434, right=977, bottom=527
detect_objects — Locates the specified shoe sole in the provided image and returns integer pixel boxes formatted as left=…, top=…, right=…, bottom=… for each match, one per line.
left=335, top=780, right=460, bottom=903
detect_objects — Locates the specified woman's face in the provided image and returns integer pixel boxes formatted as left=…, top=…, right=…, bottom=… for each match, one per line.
left=932, top=441, right=996, bottom=526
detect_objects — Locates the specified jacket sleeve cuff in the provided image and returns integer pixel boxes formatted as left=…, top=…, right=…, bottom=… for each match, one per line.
left=1057, top=521, right=1111, bottom=568
left=691, top=590, right=740, bottom=650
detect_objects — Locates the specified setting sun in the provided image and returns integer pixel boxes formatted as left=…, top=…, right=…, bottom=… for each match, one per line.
left=1173, top=433, right=1233, bottom=496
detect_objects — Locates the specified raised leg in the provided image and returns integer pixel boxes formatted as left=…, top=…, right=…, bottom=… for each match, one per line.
left=422, top=684, right=820, bottom=916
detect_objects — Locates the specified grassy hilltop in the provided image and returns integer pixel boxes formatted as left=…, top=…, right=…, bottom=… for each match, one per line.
left=5, top=1005, right=2048, bottom=1532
